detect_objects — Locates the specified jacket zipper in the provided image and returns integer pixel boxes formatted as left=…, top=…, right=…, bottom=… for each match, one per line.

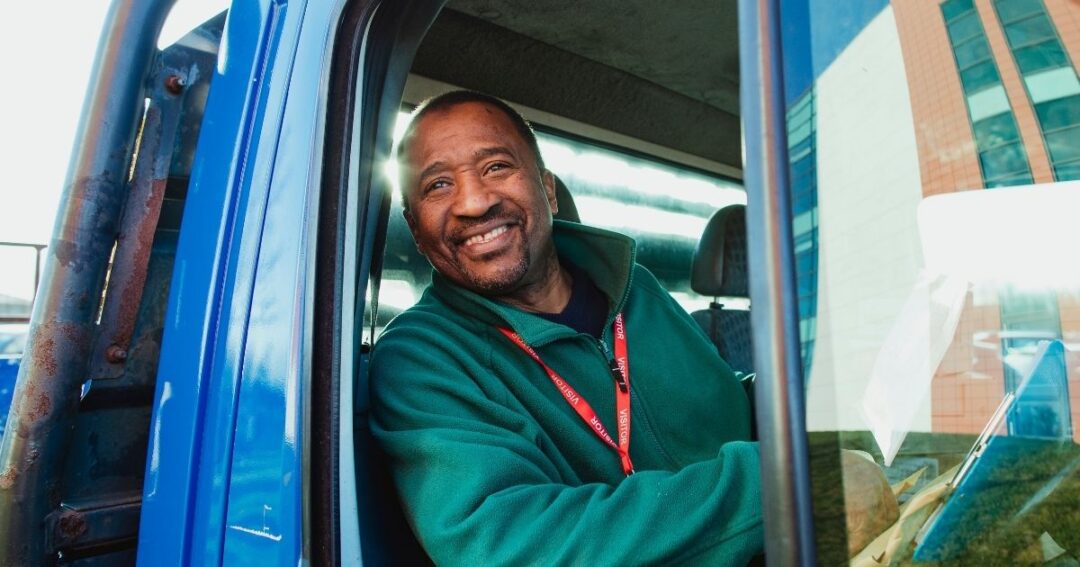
left=596, top=338, right=628, bottom=393
left=593, top=336, right=683, bottom=470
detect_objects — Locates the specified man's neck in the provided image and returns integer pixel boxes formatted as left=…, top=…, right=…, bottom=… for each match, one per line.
left=496, top=253, right=572, bottom=314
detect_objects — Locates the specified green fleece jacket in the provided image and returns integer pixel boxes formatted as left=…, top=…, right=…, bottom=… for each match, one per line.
left=370, top=221, right=763, bottom=566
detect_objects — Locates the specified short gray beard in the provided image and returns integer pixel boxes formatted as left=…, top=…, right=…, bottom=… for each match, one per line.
left=455, top=246, right=531, bottom=295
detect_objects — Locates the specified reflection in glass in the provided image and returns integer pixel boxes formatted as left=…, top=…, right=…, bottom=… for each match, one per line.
left=941, top=1, right=1036, bottom=187
left=947, top=11, right=982, bottom=44
left=979, top=141, right=1030, bottom=181
left=1014, top=40, right=1068, bottom=73
left=960, top=60, right=1001, bottom=92
left=993, top=0, right=1080, bottom=182
left=1003, top=14, right=1055, bottom=46
left=995, top=0, right=1044, bottom=22
left=786, top=0, right=1080, bottom=562
left=972, top=110, right=1019, bottom=148
left=953, top=35, right=991, bottom=68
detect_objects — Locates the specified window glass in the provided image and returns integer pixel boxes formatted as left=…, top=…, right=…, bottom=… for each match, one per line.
left=1004, top=14, right=1056, bottom=47
left=1014, top=40, right=1068, bottom=74
left=791, top=156, right=814, bottom=181
left=1055, top=161, right=1080, bottom=180
left=954, top=36, right=991, bottom=69
left=941, top=0, right=975, bottom=22
left=0, top=244, right=42, bottom=321
left=979, top=141, right=1029, bottom=179
left=0, top=324, right=28, bottom=357
left=994, top=0, right=1045, bottom=23
left=1035, top=94, right=1080, bottom=130
left=947, top=12, right=982, bottom=45
left=991, top=0, right=1078, bottom=182
left=972, top=112, right=1021, bottom=148
left=782, top=2, right=1080, bottom=563
left=960, top=60, right=1001, bottom=93
left=986, top=170, right=1034, bottom=187
left=792, top=182, right=817, bottom=211
left=967, top=85, right=1011, bottom=121
left=1025, top=67, right=1080, bottom=104
left=1044, top=127, right=1080, bottom=164
left=372, top=112, right=745, bottom=336
left=789, top=137, right=813, bottom=161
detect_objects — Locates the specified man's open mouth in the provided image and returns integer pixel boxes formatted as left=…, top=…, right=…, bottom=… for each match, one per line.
left=455, top=217, right=523, bottom=250
left=463, top=224, right=511, bottom=246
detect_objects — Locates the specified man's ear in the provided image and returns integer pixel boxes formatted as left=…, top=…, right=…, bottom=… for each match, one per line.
left=542, top=169, right=558, bottom=215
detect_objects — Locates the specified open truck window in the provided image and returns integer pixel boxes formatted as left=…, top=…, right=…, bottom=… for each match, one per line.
left=341, top=2, right=751, bottom=564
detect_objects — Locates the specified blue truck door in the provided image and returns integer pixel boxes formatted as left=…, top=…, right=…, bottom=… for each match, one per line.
left=140, top=1, right=441, bottom=565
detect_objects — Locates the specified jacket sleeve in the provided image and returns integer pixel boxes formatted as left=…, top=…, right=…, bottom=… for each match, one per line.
left=369, top=328, right=764, bottom=567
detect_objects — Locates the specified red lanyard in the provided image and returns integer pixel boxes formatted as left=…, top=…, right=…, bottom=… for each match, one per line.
left=498, top=313, right=634, bottom=476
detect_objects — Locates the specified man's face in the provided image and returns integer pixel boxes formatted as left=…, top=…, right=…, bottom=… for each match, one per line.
left=402, top=101, right=558, bottom=295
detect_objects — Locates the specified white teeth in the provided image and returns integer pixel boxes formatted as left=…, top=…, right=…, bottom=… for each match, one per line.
left=465, top=225, right=509, bottom=246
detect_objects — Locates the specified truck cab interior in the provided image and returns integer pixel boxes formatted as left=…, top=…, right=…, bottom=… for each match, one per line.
left=340, top=1, right=751, bottom=564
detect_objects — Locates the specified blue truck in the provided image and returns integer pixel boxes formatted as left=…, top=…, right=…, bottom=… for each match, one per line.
left=2, top=0, right=1079, bottom=564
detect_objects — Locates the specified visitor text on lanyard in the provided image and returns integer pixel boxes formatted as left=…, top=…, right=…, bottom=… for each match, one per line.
left=498, top=313, right=634, bottom=476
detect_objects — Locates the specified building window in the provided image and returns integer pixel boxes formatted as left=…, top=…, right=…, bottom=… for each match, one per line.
left=941, top=0, right=1033, bottom=187
left=993, top=0, right=1080, bottom=181
left=786, top=89, right=818, bottom=375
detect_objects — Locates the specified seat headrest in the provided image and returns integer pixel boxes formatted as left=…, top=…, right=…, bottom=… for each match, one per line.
left=552, top=174, right=580, bottom=223
left=691, top=204, right=748, bottom=298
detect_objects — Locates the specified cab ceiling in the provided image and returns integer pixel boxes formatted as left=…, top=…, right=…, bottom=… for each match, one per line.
left=411, top=0, right=743, bottom=173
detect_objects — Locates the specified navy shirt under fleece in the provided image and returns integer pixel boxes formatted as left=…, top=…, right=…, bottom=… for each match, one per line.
left=535, top=261, right=608, bottom=338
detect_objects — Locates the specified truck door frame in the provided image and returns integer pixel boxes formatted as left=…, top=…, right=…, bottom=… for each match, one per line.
left=738, top=0, right=818, bottom=564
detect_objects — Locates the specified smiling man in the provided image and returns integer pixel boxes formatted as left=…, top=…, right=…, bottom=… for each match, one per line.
left=399, top=98, right=567, bottom=311
left=370, top=91, right=764, bottom=566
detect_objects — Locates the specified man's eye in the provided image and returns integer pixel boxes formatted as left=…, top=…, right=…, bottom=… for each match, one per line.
left=486, top=162, right=510, bottom=174
left=424, top=179, right=450, bottom=193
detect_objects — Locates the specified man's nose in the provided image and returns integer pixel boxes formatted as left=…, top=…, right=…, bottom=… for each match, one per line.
left=451, top=173, right=500, bottom=217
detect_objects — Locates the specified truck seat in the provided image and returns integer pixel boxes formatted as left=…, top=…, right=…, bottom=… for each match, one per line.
left=689, top=204, right=753, bottom=374
left=552, top=174, right=580, bottom=223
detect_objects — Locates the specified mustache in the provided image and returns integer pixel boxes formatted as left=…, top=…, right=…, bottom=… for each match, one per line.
left=448, top=203, right=523, bottom=243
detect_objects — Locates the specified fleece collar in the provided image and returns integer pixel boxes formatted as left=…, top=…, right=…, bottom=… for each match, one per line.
left=431, top=220, right=637, bottom=346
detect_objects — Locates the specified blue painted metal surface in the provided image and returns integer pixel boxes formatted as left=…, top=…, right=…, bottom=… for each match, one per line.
left=0, top=358, right=17, bottom=437
left=139, top=0, right=346, bottom=563
left=1, top=1, right=177, bottom=561
left=220, top=0, right=339, bottom=561
left=0, top=325, right=24, bottom=436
